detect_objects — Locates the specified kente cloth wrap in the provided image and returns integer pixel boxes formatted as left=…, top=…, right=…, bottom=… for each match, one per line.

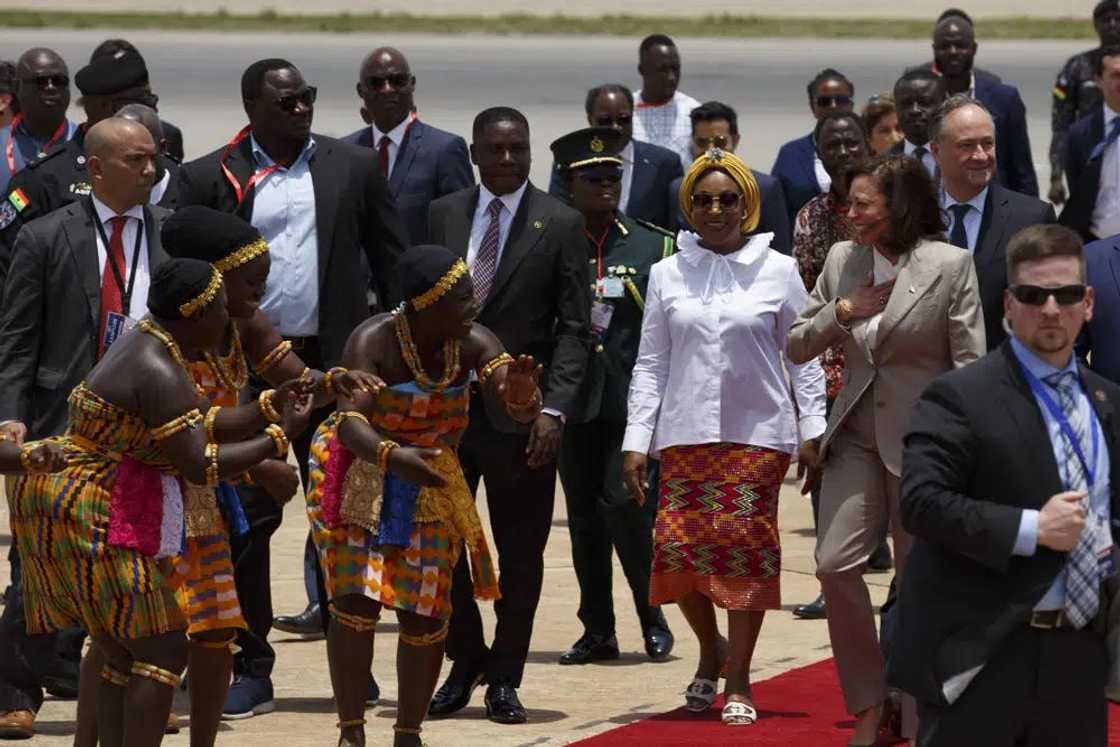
left=8, top=384, right=187, bottom=638
left=650, top=443, right=790, bottom=611
left=306, top=382, right=499, bottom=618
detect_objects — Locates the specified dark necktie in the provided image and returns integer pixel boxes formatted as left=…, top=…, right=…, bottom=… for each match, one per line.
left=472, top=198, right=503, bottom=306
left=948, top=204, right=971, bottom=250
left=98, top=216, right=129, bottom=355
left=378, top=135, right=391, bottom=179
left=1091, top=117, right=1120, bottom=161
left=912, top=146, right=930, bottom=175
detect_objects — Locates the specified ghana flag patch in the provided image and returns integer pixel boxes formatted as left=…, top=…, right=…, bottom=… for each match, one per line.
left=8, top=188, right=29, bottom=212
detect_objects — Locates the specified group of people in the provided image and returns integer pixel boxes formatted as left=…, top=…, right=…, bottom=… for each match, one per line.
left=0, top=4, right=1117, bottom=747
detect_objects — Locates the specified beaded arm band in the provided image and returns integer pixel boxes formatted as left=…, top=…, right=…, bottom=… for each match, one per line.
left=258, top=389, right=281, bottom=423
left=329, top=605, right=380, bottom=633
left=254, top=341, right=292, bottom=374
left=265, top=424, right=289, bottom=459
left=204, top=406, right=221, bottom=443
left=150, top=409, right=204, bottom=441
left=204, top=443, right=219, bottom=487
left=130, top=662, right=181, bottom=688
left=478, top=353, right=514, bottom=386
left=399, top=621, right=449, bottom=646
left=337, top=410, right=370, bottom=427
left=324, top=367, right=348, bottom=395
left=377, top=439, right=398, bottom=474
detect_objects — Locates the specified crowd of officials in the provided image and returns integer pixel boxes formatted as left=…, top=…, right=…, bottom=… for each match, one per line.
left=0, top=3, right=1119, bottom=746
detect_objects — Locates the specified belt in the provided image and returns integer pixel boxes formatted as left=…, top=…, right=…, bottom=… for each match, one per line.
left=1028, top=610, right=1074, bottom=630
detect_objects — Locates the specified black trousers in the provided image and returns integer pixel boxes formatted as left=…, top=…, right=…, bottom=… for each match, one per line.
left=916, top=624, right=1107, bottom=747
left=557, top=418, right=658, bottom=637
left=445, top=401, right=557, bottom=688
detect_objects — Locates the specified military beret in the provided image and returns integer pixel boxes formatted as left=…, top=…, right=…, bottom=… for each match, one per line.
left=549, top=127, right=624, bottom=171
left=161, top=205, right=268, bottom=272
left=75, top=50, right=148, bottom=96
left=1095, top=0, right=1120, bottom=19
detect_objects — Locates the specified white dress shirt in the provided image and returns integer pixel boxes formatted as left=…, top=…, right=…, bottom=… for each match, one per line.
left=149, top=169, right=171, bottom=206
left=466, top=180, right=528, bottom=270
left=623, top=231, right=827, bottom=457
left=371, top=113, right=414, bottom=180
left=941, top=185, right=988, bottom=252
left=813, top=154, right=832, bottom=193
left=91, top=194, right=150, bottom=319
left=1092, top=103, right=1120, bottom=239
left=903, top=139, right=937, bottom=177
left=619, top=140, right=635, bottom=213
left=632, top=89, right=701, bottom=171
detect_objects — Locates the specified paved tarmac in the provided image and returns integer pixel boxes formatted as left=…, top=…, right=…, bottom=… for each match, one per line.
left=0, top=30, right=1089, bottom=189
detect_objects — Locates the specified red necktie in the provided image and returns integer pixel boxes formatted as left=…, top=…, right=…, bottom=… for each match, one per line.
left=378, top=136, right=391, bottom=179
left=98, top=216, right=129, bottom=354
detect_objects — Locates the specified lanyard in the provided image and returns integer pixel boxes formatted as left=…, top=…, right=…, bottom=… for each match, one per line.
left=219, top=125, right=285, bottom=205
left=1020, top=362, right=1100, bottom=489
left=585, top=226, right=610, bottom=280
left=5, top=115, right=67, bottom=174
left=88, top=201, right=144, bottom=314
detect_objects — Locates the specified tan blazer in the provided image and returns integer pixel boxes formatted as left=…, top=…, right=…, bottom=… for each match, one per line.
left=787, top=238, right=986, bottom=474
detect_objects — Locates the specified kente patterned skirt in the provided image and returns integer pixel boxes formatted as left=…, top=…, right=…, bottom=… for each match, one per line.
left=650, top=443, right=791, bottom=611
left=170, top=533, right=247, bottom=636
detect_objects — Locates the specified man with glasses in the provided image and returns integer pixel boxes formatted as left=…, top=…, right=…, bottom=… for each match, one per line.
left=667, top=101, right=792, bottom=254
left=772, top=68, right=855, bottom=219
left=632, top=34, right=701, bottom=170
left=549, top=83, right=682, bottom=231
left=177, top=57, right=405, bottom=720
left=0, top=48, right=78, bottom=195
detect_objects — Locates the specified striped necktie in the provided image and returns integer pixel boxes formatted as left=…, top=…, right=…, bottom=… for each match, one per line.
left=472, top=198, right=503, bottom=306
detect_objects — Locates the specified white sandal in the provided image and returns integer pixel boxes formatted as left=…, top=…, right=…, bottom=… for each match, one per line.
left=721, top=700, right=757, bottom=726
left=684, top=678, right=718, bottom=712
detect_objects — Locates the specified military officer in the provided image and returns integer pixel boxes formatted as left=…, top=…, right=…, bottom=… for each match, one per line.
left=0, top=50, right=175, bottom=286
left=549, top=127, right=674, bottom=665
left=1049, top=0, right=1120, bottom=205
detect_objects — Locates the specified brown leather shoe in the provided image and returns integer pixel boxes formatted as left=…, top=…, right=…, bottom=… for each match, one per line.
left=165, top=711, right=180, bottom=735
left=0, top=709, right=33, bottom=740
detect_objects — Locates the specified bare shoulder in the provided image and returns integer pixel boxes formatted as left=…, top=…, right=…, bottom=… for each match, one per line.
left=340, top=313, right=396, bottom=369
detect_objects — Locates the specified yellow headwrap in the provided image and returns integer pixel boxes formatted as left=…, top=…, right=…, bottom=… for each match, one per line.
left=678, top=148, right=762, bottom=235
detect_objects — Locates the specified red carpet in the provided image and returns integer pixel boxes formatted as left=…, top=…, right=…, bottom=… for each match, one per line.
left=570, top=658, right=1120, bottom=746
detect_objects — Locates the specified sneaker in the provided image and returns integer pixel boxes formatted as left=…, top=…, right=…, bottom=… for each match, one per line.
left=221, top=676, right=276, bottom=720
left=366, top=675, right=380, bottom=706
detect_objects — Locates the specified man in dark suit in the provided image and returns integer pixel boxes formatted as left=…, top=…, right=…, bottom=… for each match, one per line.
left=0, top=118, right=168, bottom=739
left=340, top=46, right=473, bottom=247
left=931, top=95, right=1057, bottom=350
left=1081, top=230, right=1120, bottom=382
left=890, top=69, right=947, bottom=178
left=176, top=57, right=405, bottom=719
left=666, top=101, right=792, bottom=253
left=892, top=224, right=1118, bottom=745
left=426, top=107, right=590, bottom=724
left=548, top=83, right=682, bottom=231
left=1061, top=44, right=1120, bottom=243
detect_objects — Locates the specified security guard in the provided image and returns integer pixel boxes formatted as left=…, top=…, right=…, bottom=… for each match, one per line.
left=0, top=48, right=78, bottom=195
left=549, top=127, right=675, bottom=665
left=0, top=50, right=176, bottom=286
left=1050, top=0, right=1120, bottom=205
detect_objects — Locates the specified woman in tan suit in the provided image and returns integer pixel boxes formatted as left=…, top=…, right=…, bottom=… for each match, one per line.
left=787, top=154, right=985, bottom=747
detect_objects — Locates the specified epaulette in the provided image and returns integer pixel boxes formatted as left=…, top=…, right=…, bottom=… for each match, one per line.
left=634, top=218, right=674, bottom=237
left=21, top=144, right=67, bottom=171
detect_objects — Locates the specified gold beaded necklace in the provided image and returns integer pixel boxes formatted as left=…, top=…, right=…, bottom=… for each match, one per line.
left=139, top=318, right=207, bottom=398
left=392, top=308, right=461, bottom=391
left=203, top=323, right=249, bottom=393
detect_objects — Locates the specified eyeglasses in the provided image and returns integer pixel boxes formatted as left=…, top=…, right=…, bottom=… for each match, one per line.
left=594, top=114, right=632, bottom=127
left=365, top=73, right=411, bottom=90
left=1009, top=284, right=1087, bottom=306
left=816, top=94, right=853, bottom=108
left=576, top=170, right=622, bottom=185
left=22, top=74, right=68, bottom=89
left=690, top=191, right=741, bottom=210
left=693, top=135, right=730, bottom=150
left=275, top=87, right=317, bottom=112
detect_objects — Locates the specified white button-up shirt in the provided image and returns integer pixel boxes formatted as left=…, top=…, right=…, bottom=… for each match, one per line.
left=466, top=180, right=528, bottom=270
left=619, top=140, right=635, bottom=213
left=942, top=185, right=988, bottom=253
left=623, top=231, right=827, bottom=456
left=91, top=193, right=149, bottom=319
left=632, top=89, right=701, bottom=171
left=904, top=139, right=937, bottom=177
left=371, top=113, right=414, bottom=180
left=1092, top=103, right=1120, bottom=239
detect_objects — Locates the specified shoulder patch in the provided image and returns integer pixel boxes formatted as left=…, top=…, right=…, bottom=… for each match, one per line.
left=8, top=188, right=29, bottom=212
left=634, top=218, right=675, bottom=237
left=0, top=199, right=15, bottom=229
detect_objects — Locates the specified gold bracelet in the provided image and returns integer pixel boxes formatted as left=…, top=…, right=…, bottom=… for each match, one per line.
left=325, top=367, right=348, bottom=395
left=377, top=439, right=398, bottom=474
left=254, top=340, right=292, bottom=374
left=478, top=353, right=514, bottom=386
left=18, top=442, right=38, bottom=473
left=204, top=442, right=219, bottom=487
left=265, top=424, right=289, bottom=459
left=258, top=389, right=281, bottom=423
left=150, top=409, right=204, bottom=441
left=337, top=410, right=370, bottom=427
left=204, top=406, right=221, bottom=443
left=300, top=366, right=312, bottom=382
left=506, top=388, right=542, bottom=411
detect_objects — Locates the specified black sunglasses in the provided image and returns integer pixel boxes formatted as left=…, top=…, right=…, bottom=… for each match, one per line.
left=275, top=87, right=317, bottom=112
left=1009, top=284, right=1087, bottom=306
left=23, top=74, right=68, bottom=89
left=694, top=135, right=731, bottom=150
left=577, top=170, right=622, bottom=185
left=594, top=114, right=632, bottom=127
left=366, top=73, right=411, bottom=90
left=691, top=191, right=741, bottom=210
left=816, top=94, right=853, bottom=108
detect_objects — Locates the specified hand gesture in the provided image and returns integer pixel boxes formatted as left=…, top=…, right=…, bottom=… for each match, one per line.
left=842, top=274, right=895, bottom=321
left=498, top=355, right=542, bottom=407
left=274, top=375, right=316, bottom=405
left=1037, top=490, right=1088, bottom=552
left=1048, top=178, right=1067, bottom=207
left=331, top=369, right=385, bottom=400
left=279, top=389, right=314, bottom=439
left=387, top=447, right=447, bottom=488
left=796, top=439, right=822, bottom=496
left=24, top=441, right=68, bottom=473
left=0, top=421, right=27, bottom=446
left=622, top=450, right=650, bottom=505
left=526, top=413, right=562, bottom=469
left=253, top=458, right=300, bottom=506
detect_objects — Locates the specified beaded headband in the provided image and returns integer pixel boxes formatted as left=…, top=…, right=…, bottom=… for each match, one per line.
left=179, top=266, right=224, bottom=318
left=213, top=237, right=270, bottom=273
left=411, top=258, right=468, bottom=310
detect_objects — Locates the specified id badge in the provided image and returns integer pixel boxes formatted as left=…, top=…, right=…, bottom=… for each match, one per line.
left=1093, top=513, right=1115, bottom=574
left=103, top=312, right=136, bottom=351
left=596, top=276, right=625, bottom=299
left=590, top=300, right=615, bottom=339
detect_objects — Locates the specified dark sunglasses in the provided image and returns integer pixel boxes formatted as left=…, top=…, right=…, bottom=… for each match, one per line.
left=694, top=135, right=731, bottom=150
left=22, top=74, right=68, bottom=89
left=594, top=114, right=632, bottom=127
left=577, top=170, right=622, bottom=185
left=690, top=191, right=741, bottom=210
left=1009, top=284, right=1087, bottom=306
left=366, top=73, right=411, bottom=90
left=275, top=87, right=317, bottom=112
left=816, top=94, right=853, bottom=108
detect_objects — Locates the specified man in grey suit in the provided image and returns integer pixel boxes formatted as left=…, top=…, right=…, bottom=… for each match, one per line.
left=0, top=117, right=168, bottom=739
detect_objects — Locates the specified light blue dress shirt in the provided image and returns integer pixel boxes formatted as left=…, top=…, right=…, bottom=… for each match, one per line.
left=251, top=135, right=319, bottom=337
left=942, top=185, right=988, bottom=253
left=1008, top=337, right=1111, bottom=611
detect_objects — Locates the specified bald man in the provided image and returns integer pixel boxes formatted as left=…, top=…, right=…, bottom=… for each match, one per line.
left=0, top=48, right=79, bottom=194
left=116, top=103, right=179, bottom=207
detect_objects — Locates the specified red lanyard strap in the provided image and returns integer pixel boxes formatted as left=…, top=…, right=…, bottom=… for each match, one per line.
left=6, top=114, right=67, bottom=174
left=219, top=125, right=284, bottom=205
left=585, top=227, right=610, bottom=280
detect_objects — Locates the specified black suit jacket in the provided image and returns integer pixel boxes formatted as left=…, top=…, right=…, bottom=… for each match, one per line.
left=0, top=199, right=170, bottom=438
left=548, top=139, right=683, bottom=230
left=971, top=183, right=1057, bottom=349
left=176, top=133, right=406, bottom=367
left=1060, top=108, right=1105, bottom=241
left=890, top=342, right=1120, bottom=705
left=666, top=169, right=792, bottom=254
left=427, top=183, right=591, bottom=432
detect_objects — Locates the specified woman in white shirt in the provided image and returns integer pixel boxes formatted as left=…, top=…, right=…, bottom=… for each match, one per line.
left=622, top=149, right=826, bottom=727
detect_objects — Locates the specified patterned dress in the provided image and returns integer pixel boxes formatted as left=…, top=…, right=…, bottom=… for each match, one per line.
left=10, top=385, right=187, bottom=639
left=305, top=382, right=499, bottom=621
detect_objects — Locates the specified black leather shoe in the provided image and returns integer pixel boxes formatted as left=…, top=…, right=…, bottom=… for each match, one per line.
left=558, top=632, right=620, bottom=665
left=484, top=683, right=527, bottom=724
left=867, top=540, right=892, bottom=572
left=273, top=602, right=324, bottom=639
left=793, top=594, right=826, bottom=620
left=428, top=669, right=484, bottom=718
left=366, top=674, right=380, bottom=706
left=643, top=624, right=674, bottom=661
